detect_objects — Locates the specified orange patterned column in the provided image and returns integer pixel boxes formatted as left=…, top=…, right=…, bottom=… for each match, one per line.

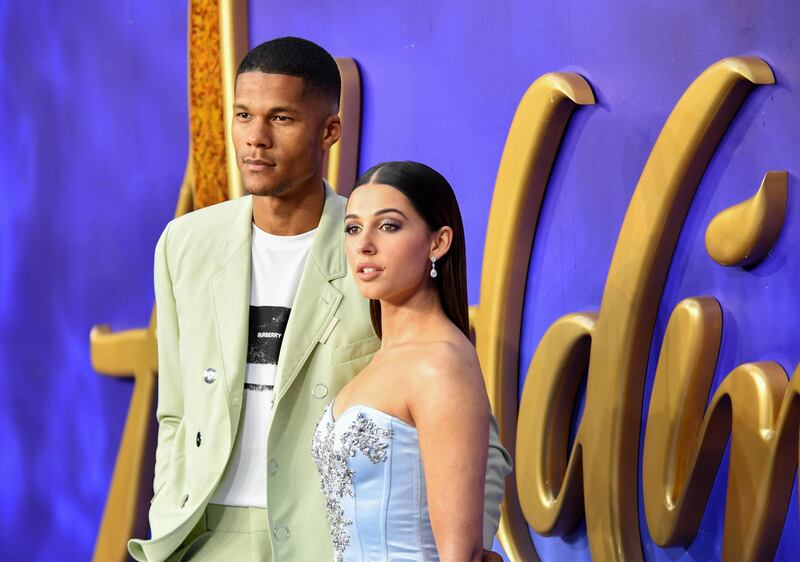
left=188, top=0, right=229, bottom=208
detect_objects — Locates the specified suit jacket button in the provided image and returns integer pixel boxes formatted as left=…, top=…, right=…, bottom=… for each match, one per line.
left=268, top=460, right=279, bottom=475
left=203, top=368, right=217, bottom=384
left=312, top=383, right=328, bottom=399
left=273, top=525, right=290, bottom=542
left=196, top=432, right=202, bottom=447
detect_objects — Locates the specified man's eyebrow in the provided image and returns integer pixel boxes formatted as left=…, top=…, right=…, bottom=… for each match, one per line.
left=268, top=106, right=298, bottom=114
left=232, top=103, right=298, bottom=113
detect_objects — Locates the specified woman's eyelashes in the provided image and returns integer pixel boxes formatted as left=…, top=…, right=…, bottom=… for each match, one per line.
left=344, top=220, right=402, bottom=235
left=378, top=221, right=401, bottom=232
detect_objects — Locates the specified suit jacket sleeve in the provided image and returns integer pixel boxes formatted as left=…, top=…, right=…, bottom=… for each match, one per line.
left=483, top=413, right=513, bottom=549
left=151, top=223, right=183, bottom=500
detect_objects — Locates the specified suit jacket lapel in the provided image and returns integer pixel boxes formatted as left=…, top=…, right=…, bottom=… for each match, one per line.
left=209, top=196, right=253, bottom=414
left=274, top=184, right=347, bottom=402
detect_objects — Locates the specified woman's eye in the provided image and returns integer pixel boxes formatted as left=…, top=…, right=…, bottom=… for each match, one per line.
left=379, top=222, right=400, bottom=231
left=344, top=224, right=360, bottom=235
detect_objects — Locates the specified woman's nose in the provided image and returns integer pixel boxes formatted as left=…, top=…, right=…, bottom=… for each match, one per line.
left=358, top=235, right=376, bottom=255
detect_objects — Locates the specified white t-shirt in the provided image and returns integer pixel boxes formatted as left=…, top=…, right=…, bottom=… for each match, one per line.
left=210, top=223, right=316, bottom=507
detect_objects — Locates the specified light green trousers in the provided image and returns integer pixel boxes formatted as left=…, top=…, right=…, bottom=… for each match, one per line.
left=167, top=504, right=272, bottom=562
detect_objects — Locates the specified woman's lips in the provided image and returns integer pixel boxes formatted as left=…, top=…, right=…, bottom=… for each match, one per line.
left=356, top=264, right=383, bottom=281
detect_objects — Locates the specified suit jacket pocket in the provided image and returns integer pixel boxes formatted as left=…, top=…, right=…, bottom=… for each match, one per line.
left=333, top=335, right=380, bottom=364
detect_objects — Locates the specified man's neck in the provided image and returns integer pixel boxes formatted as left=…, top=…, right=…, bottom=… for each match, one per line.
left=252, top=180, right=326, bottom=236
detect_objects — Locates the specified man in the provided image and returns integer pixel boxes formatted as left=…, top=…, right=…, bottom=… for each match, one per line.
left=129, top=37, right=511, bottom=562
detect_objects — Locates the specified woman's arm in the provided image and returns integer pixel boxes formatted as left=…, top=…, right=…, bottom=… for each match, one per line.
left=411, top=345, right=490, bottom=562
left=483, top=416, right=513, bottom=547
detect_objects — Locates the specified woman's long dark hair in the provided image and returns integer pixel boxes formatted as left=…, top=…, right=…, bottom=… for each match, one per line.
left=352, top=161, right=469, bottom=339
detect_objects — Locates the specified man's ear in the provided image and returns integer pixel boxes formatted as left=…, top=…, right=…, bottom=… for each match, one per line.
left=321, top=114, right=342, bottom=150
left=430, top=226, right=453, bottom=259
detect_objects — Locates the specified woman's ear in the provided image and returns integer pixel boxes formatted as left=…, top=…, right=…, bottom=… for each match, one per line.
left=430, top=226, right=453, bottom=260
left=321, top=114, right=342, bottom=150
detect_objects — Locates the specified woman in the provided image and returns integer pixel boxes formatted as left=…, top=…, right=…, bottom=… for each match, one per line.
left=311, top=161, right=490, bottom=562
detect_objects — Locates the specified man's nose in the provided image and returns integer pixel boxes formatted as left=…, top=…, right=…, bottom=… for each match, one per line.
left=247, top=120, right=272, bottom=148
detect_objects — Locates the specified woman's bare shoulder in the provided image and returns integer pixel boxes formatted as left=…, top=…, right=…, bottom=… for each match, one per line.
left=386, top=336, right=485, bottom=396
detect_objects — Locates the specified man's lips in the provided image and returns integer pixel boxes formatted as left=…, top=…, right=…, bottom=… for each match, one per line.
left=243, top=158, right=276, bottom=172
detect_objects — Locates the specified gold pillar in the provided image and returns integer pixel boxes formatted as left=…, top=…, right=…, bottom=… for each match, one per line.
left=219, top=0, right=249, bottom=200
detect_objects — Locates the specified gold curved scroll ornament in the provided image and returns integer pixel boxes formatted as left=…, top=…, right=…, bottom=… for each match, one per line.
left=644, top=298, right=800, bottom=561
left=89, top=1, right=248, bottom=561
left=515, top=57, right=774, bottom=562
left=471, top=72, right=595, bottom=562
left=324, top=58, right=362, bottom=195
left=705, top=170, right=788, bottom=267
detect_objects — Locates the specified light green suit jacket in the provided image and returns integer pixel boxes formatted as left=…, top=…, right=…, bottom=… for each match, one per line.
left=128, top=186, right=512, bottom=562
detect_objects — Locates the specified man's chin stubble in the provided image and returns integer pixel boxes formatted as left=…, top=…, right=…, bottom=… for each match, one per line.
left=244, top=181, right=291, bottom=198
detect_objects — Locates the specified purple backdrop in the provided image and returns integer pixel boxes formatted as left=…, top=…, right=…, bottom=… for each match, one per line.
left=250, top=1, right=799, bottom=561
left=0, top=1, right=186, bottom=560
left=1, top=1, right=798, bottom=560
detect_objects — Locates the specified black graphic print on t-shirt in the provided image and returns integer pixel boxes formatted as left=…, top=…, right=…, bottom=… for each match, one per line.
left=246, top=305, right=291, bottom=365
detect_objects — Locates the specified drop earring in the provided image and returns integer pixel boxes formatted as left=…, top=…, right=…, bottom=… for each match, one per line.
left=430, top=256, right=438, bottom=278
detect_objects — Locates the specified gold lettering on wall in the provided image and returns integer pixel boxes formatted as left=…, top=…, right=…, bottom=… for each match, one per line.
left=324, top=58, right=362, bottom=195
left=471, top=72, right=596, bottom=562
left=644, top=297, right=800, bottom=560
left=705, top=170, right=788, bottom=266
left=510, top=56, right=775, bottom=561
left=516, top=311, right=595, bottom=536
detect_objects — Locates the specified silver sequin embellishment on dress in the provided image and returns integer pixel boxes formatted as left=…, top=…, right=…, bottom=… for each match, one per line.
left=311, top=408, right=392, bottom=562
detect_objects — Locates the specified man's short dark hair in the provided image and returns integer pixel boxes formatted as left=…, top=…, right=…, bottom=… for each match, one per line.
left=237, top=37, right=341, bottom=107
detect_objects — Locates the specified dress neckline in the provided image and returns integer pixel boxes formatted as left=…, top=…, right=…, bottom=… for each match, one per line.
left=329, top=400, right=416, bottom=430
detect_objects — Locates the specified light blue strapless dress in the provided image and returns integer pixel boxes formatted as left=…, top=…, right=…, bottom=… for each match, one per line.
left=311, top=403, right=439, bottom=562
